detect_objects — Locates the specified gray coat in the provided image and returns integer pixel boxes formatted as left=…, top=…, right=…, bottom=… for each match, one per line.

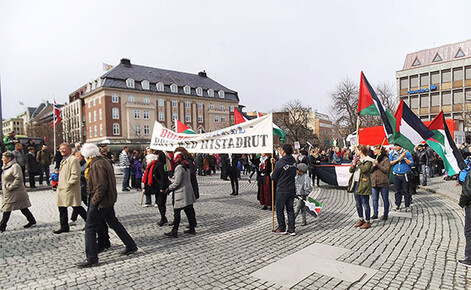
left=12, top=149, right=26, bottom=167
left=1, top=160, right=31, bottom=212
left=169, top=164, right=196, bottom=209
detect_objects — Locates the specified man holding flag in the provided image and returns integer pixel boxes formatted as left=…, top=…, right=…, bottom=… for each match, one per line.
left=389, top=144, right=413, bottom=212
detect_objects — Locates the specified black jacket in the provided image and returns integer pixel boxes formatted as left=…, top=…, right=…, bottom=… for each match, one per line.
left=272, top=154, right=297, bottom=195
left=26, top=152, right=40, bottom=174
left=459, top=170, right=471, bottom=207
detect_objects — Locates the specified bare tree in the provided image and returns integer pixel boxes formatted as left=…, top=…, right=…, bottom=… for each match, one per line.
left=273, top=99, right=316, bottom=144
left=329, top=78, right=358, bottom=138
left=375, top=82, right=398, bottom=114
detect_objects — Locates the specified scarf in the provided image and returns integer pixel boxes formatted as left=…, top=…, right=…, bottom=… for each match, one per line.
left=84, top=158, right=93, bottom=181
left=174, top=153, right=190, bottom=169
left=143, top=160, right=157, bottom=186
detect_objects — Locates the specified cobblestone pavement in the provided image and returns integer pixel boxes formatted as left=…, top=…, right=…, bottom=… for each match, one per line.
left=1, top=174, right=470, bottom=289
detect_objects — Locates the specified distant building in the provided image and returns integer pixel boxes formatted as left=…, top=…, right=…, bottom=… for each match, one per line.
left=16, top=107, right=37, bottom=135
left=73, top=58, right=239, bottom=148
left=2, top=118, right=25, bottom=136
left=397, top=39, right=471, bottom=135
left=27, top=101, right=63, bottom=147
left=311, top=111, right=334, bottom=146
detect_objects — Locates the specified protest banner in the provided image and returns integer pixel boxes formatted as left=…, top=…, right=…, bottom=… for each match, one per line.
left=150, top=114, right=274, bottom=154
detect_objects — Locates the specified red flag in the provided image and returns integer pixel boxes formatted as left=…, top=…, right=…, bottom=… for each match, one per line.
left=174, top=119, right=195, bottom=134
left=233, top=108, right=248, bottom=125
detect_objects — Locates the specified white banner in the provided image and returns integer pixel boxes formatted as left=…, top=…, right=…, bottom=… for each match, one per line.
left=150, top=114, right=274, bottom=154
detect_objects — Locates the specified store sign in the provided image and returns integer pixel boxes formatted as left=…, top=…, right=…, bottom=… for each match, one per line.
left=407, top=85, right=437, bottom=94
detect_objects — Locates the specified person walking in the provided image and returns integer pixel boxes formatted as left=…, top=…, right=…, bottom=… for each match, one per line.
left=164, top=147, right=197, bottom=238
left=371, top=145, right=391, bottom=221
left=37, top=144, right=52, bottom=186
left=77, top=143, right=137, bottom=268
left=415, top=144, right=428, bottom=186
left=271, top=144, right=297, bottom=236
left=25, top=146, right=40, bottom=188
left=0, top=151, right=36, bottom=232
left=54, top=143, right=87, bottom=234
left=348, top=145, right=374, bottom=229
left=70, top=152, right=89, bottom=225
left=119, top=146, right=131, bottom=191
left=12, top=143, right=26, bottom=185
left=228, top=154, right=240, bottom=196
left=389, top=144, right=414, bottom=212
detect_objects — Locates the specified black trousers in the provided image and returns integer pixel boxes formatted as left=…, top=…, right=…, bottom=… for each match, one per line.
left=229, top=171, right=239, bottom=194
left=39, top=165, right=50, bottom=184
left=85, top=204, right=136, bottom=263
left=172, top=205, right=196, bottom=231
left=275, top=193, right=295, bottom=233
left=0, top=208, right=36, bottom=231
left=58, top=206, right=86, bottom=230
left=28, top=171, right=37, bottom=188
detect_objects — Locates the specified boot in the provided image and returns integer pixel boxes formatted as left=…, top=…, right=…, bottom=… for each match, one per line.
left=354, top=219, right=365, bottom=227
left=164, top=229, right=178, bottom=238
left=158, top=206, right=167, bottom=226
left=158, top=217, right=168, bottom=227
left=360, top=221, right=371, bottom=229
left=22, top=209, right=36, bottom=228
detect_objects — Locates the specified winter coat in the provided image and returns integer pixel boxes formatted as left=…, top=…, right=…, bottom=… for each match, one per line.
left=370, top=154, right=391, bottom=188
left=3, top=136, right=16, bottom=151
left=348, top=156, right=373, bottom=195
left=272, top=154, right=297, bottom=196
left=26, top=152, right=41, bottom=174
left=295, top=173, right=312, bottom=196
left=119, top=150, right=130, bottom=168
left=459, top=170, right=471, bottom=208
left=144, top=160, right=169, bottom=194
left=88, top=156, right=118, bottom=209
left=57, top=155, right=82, bottom=207
left=168, top=164, right=196, bottom=209
left=12, top=149, right=26, bottom=167
left=1, top=160, right=31, bottom=212
left=36, top=149, right=52, bottom=166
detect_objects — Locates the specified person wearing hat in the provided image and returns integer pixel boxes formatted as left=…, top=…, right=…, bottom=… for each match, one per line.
left=389, top=143, right=414, bottom=212
left=294, top=163, right=312, bottom=226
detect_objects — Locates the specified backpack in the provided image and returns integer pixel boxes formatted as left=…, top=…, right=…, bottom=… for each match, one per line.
left=459, top=158, right=471, bottom=185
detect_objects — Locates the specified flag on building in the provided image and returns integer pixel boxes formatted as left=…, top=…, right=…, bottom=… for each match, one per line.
left=53, top=103, right=62, bottom=125
left=357, top=71, right=396, bottom=140
left=257, top=112, right=286, bottom=143
left=103, top=63, right=113, bottom=71
left=234, top=108, right=248, bottom=125
left=426, top=111, right=466, bottom=176
left=174, top=119, right=195, bottom=134
left=393, top=100, right=434, bottom=152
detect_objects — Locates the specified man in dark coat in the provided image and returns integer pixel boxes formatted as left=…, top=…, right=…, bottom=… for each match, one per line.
left=271, top=144, right=297, bottom=235
left=228, top=154, right=240, bottom=196
left=77, top=143, right=137, bottom=268
left=37, top=145, right=52, bottom=186
left=220, top=154, right=229, bottom=180
left=25, top=146, right=40, bottom=188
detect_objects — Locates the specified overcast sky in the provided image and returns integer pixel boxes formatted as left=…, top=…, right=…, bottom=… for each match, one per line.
left=1, top=0, right=470, bottom=120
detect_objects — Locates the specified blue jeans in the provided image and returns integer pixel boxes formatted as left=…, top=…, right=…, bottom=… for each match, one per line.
left=420, top=164, right=427, bottom=184
left=428, top=161, right=434, bottom=177
left=354, top=194, right=371, bottom=221
left=372, top=187, right=390, bottom=217
left=122, top=167, right=130, bottom=190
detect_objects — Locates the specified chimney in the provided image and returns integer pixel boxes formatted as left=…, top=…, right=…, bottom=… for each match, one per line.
left=120, top=58, right=131, bottom=66
left=198, top=70, right=207, bottom=77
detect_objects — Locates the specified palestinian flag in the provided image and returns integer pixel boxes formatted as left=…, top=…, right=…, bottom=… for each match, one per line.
left=313, top=164, right=350, bottom=187
left=393, top=100, right=434, bottom=152
left=257, top=112, right=286, bottom=143
left=234, top=108, right=248, bottom=125
left=174, top=119, right=195, bottom=134
left=304, top=197, right=323, bottom=218
left=357, top=71, right=396, bottom=140
left=426, top=111, right=466, bottom=176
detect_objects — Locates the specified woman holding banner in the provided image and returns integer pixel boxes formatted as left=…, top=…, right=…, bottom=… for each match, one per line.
left=257, top=153, right=272, bottom=210
left=371, top=145, right=390, bottom=221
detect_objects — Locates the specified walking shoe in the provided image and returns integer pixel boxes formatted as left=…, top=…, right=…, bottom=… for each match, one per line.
left=354, top=220, right=365, bottom=227
left=184, top=229, right=196, bottom=235
left=371, top=215, right=378, bottom=220
left=392, top=206, right=400, bottom=211
left=164, top=230, right=178, bottom=238
left=404, top=207, right=411, bottom=212
left=23, top=221, right=36, bottom=228
left=261, top=206, right=268, bottom=210
left=458, top=259, right=471, bottom=268
left=76, top=260, right=99, bottom=268
left=288, top=231, right=296, bottom=236
left=142, top=204, right=151, bottom=208
left=381, top=215, right=388, bottom=221
left=97, top=243, right=111, bottom=253
left=53, top=228, right=69, bottom=234
left=157, top=219, right=168, bottom=227
left=122, top=189, right=130, bottom=192
left=273, top=228, right=287, bottom=235
left=121, top=247, right=138, bottom=255
left=360, top=222, right=371, bottom=229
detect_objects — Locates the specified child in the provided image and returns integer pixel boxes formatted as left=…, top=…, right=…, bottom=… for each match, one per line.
left=50, top=169, right=59, bottom=191
left=295, top=163, right=312, bottom=226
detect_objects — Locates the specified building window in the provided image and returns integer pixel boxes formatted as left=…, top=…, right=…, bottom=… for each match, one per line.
left=157, top=82, right=164, bottom=92
left=198, top=115, right=203, bottom=123
left=185, top=114, right=191, bottom=122
left=209, top=103, right=214, bottom=109
left=409, top=75, right=418, bottom=88
left=214, top=115, right=219, bottom=123
left=112, top=94, right=119, bottom=103
left=197, top=102, right=203, bottom=109
left=88, top=112, right=92, bottom=123
left=412, top=57, right=421, bottom=66
left=420, top=74, right=429, bottom=87
left=431, top=71, right=440, bottom=84
left=158, top=98, right=164, bottom=106
left=420, top=95, right=429, bottom=108
left=208, top=89, right=214, bottom=97
left=453, top=90, right=464, bottom=104
left=99, top=109, right=102, bottom=120
left=432, top=53, right=442, bottom=62
left=113, top=124, right=120, bottom=135
left=126, top=78, right=135, bottom=88
left=456, top=48, right=465, bottom=58
left=158, top=111, right=165, bottom=121
left=221, top=116, right=226, bottom=123
left=184, top=86, right=191, bottom=95
left=171, top=84, right=178, bottom=93
left=89, top=127, right=92, bottom=137
left=229, top=106, right=234, bottom=112
left=94, top=125, right=97, bottom=137
left=87, top=100, right=91, bottom=108
left=93, top=98, right=96, bottom=106
left=98, top=96, right=102, bottom=104
left=93, top=111, right=97, bottom=122
left=112, top=108, right=119, bottom=119
left=99, top=124, right=103, bottom=136
left=442, top=91, right=452, bottom=105
left=453, top=68, right=463, bottom=81
left=134, top=110, right=140, bottom=119
left=442, top=70, right=451, bottom=83
left=143, top=110, right=149, bottom=119
left=144, top=96, right=150, bottom=104
left=142, top=80, right=150, bottom=90
left=172, top=100, right=178, bottom=107
left=196, top=87, right=203, bottom=96
left=218, top=90, right=225, bottom=98
left=128, top=95, right=135, bottom=103
left=220, top=104, right=225, bottom=111
left=135, top=124, right=141, bottom=135
left=144, top=125, right=150, bottom=135
left=185, top=101, right=191, bottom=108
left=172, top=113, right=178, bottom=120
left=431, top=93, right=440, bottom=106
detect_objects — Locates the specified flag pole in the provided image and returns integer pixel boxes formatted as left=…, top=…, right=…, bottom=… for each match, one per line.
left=356, top=116, right=360, bottom=145
left=376, top=137, right=387, bottom=161
left=53, top=102, right=56, bottom=152
left=271, top=159, right=275, bottom=231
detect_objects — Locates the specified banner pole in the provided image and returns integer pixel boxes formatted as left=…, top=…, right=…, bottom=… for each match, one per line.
left=271, top=159, right=275, bottom=231
left=376, top=137, right=387, bottom=161
left=356, top=115, right=360, bottom=145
